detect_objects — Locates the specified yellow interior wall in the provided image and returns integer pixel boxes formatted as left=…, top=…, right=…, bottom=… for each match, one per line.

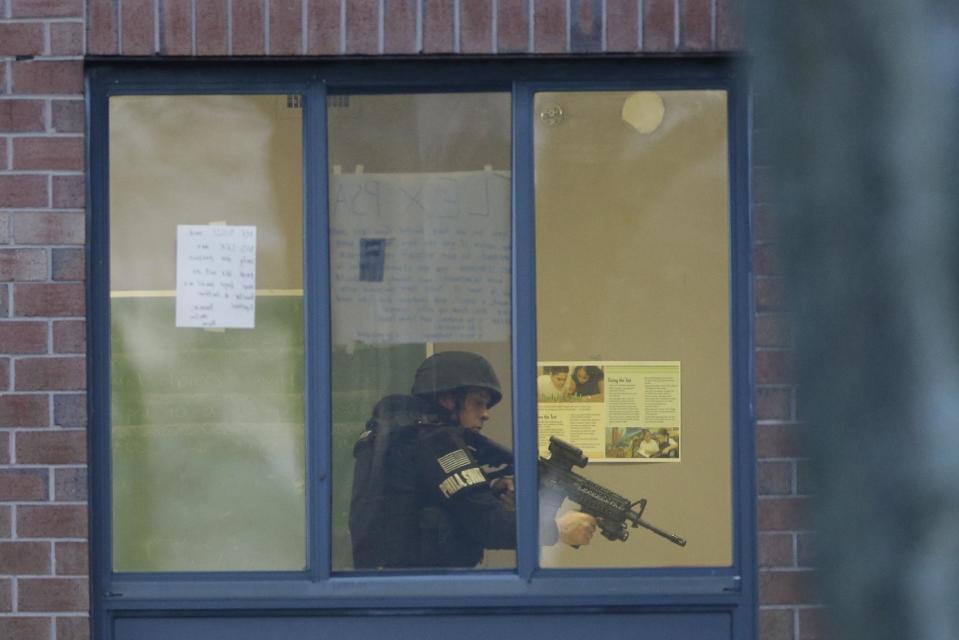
left=534, top=90, right=732, bottom=567
left=109, top=94, right=303, bottom=291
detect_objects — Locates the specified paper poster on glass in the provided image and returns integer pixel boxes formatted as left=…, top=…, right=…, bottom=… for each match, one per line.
left=175, top=225, right=257, bottom=329
left=537, top=361, right=681, bottom=462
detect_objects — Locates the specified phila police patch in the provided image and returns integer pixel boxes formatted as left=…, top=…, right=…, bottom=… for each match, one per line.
left=438, top=467, right=487, bottom=498
left=436, top=448, right=471, bottom=474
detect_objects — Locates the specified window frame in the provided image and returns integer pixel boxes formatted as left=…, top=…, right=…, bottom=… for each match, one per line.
left=87, top=58, right=754, bottom=635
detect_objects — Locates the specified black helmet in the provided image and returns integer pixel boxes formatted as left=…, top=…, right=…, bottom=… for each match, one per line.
left=410, top=351, right=503, bottom=407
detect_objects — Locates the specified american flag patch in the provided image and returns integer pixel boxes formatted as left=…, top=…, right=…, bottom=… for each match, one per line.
left=437, top=449, right=472, bottom=474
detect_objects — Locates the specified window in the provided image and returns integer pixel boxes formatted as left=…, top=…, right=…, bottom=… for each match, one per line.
left=89, top=60, right=752, bottom=639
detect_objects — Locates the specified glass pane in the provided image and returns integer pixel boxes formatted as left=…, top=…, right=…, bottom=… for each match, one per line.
left=534, top=90, right=731, bottom=568
left=109, top=95, right=305, bottom=571
left=328, top=93, right=515, bottom=571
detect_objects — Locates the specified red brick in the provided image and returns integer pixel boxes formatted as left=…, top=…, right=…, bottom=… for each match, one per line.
left=197, top=0, right=229, bottom=55
left=160, top=0, right=193, bottom=55
left=759, top=532, right=794, bottom=568
left=345, top=0, right=377, bottom=53
left=759, top=608, right=795, bottom=640
left=0, top=469, right=49, bottom=501
left=53, top=394, right=85, bottom=428
left=14, top=357, right=86, bottom=391
left=306, top=0, right=340, bottom=54
left=606, top=0, right=639, bottom=51
left=383, top=0, right=416, bottom=54
left=0, top=212, right=8, bottom=242
left=460, top=0, right=493, bottom=54
left=0, top=578, right=10, bottom=611
left=759, top=570, right=817, bottom=605
left=0, top=432, right=8, bottom=463
left=270, top=0, right=304, bottom=54
left=50, top=21, right=85, bottom=55
left=0, top=22, right=45, bottom=56
left=13, top=136, right=83, bottom=171
left=716, top=0, right=741, bottom=51
left=0, top=506, right=10, bottom=536
left=0, top=394, right=50, bottom=427
left=0, top=175, right=47, bottom=208
left=533, top=0, right=565, bottom=53
left=757, top=423, right=804, bottom=458
left=0, top=99, right=45, bottom=132
left=52, top=247, right=84, bottom=281
left=57, top=617, right=90, bottom=640
left=681, top=0, right=710, bottom=50
left=18, top=577, right=89, bottom=611
left=754, top=242, right=783, bottom=276
left=756, top=349, right=794, bottom=385
left=13, top=212, right=85, bottom=245
left=87, top=0, right=119, bottom=54
left=0, top=321, right=48, bottom=353
left=233, top=0, right=267, bottom=54
left=0, top=139, right=6, bottom=170
left=644, top=0, right=674, bottom=51
left=796, top=532, right=816, bottom=567
left=17, top=504, right=87, bottom=537
left=0, top=284, right=7, bottom=317
left=423, top=0, right=453, bottom=53
left=55, top=541, right=88, bottom=575
left=0, top=617, right=52, bottom=640
left=0, top=249, right=47, bottom=281
left=570, top=0, right=601, bottom=52
left=12, top=0, right=84, bottom=17
left=753, top=203, right=777, bottom=243
left=756, top=386, right=792, bottom=421
left=121, top=0, right=156, bottom=55
left=799, top=607, right=830, bottom=639
left=756, top=312, right=792, bottom=348
left=795, top=459, right=814, bottom=495
left=11, top=60, right=84, bottom=95
left=758, top=496, right=811, bottom=532
left=497, top=0, right=529, bottom=52
left=53, top=319, right=85, bottom=353
left=16, top=429, right=86, bottom=465
left=756, top=276, right=788, bottom=311
left=15, top=283, right=85, bottom=317
left=0, top=358, right=8, bottom=391
left=52, top=175, right=85, bottom=209
left=54, top=467, right=87, bottom=501
left=758, top=460, right=793, bottom=495
left=0, top=541, right=52, bottom=574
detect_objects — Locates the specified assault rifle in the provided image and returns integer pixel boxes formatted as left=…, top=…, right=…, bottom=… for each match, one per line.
left=541, top=436, right=686, bottom=546
left=464, top=431, right=686, bottom=546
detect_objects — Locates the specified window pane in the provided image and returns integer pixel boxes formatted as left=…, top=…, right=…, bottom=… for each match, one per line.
left=535, top=90, right=732, bottom=567
left=109, top=95, right=305, bottom=571
left=328, top=93, right=515, bottom=571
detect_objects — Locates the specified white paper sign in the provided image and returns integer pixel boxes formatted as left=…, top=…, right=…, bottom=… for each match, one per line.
left=330, top=171, right=511, bottom=345
left=176, top=225, right=257, bottom=329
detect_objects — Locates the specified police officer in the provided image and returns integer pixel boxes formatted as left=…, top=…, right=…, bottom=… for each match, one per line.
left=349, top=351, right=596, bottom=569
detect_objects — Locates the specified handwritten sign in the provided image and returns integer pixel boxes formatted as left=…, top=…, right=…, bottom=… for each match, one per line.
left=176, top=225, right=257, bottom=329
left=330, top=171, right=511, bottom=344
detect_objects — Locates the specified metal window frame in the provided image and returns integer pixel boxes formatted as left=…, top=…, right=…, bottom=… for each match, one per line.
left=86, top=57, right=754, bottom=640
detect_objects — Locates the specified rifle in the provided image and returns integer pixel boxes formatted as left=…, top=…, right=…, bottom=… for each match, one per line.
left=540, top=436, right=687, bottom=547
left=465, top=431, right=686, bottom=547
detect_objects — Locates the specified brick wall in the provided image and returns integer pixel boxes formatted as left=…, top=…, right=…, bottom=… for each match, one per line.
left=0, top=2, right=819, bottom=639
left=1, top=0, right=89, bottom=637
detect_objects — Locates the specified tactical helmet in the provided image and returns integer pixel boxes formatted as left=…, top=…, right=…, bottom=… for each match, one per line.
left=411, top=351, right=503, bottom=407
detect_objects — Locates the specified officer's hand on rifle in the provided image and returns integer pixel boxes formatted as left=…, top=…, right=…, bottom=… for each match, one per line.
left=490, top=476, right=515, bottom=509
left=556, top=511, right=598, bottom=546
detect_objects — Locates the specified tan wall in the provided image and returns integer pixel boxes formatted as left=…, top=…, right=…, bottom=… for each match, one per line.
left=535, top=90, right=732, bottom=567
